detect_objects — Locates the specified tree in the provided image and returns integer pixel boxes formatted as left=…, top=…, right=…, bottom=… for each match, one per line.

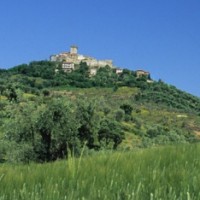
left=0, top=85, right=6, bottom=95
left=3, top=102, right=38, bottom=162
left=42, top=89, right=50, bottom=96
left=36, top=98, right=79, bottom=160
left=76, top=98, right=101, bottom=149
left=93, top=66, right=117, bottom=87
left=98, top=119, right=124, bottom=149
left=4, top=87, right=17, bottom=102
left=120, top=104, right=133, bottom=116
left=77, top=62, right=90, bottom=78
left=4, top=97, right=80, bottom=162
left=115, top=109, right=125, bottom=122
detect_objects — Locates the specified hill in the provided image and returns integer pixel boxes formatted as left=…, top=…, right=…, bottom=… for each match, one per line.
left=0, top=60, right=200, bottom=163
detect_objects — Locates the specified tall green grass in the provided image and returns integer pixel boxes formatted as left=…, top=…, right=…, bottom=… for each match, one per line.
left=1, top=144, right=200, bottom=200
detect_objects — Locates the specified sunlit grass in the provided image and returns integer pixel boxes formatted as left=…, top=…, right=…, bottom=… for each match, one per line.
left=1, top=144, right=200, bottom=199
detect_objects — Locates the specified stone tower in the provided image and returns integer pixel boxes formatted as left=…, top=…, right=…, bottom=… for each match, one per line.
left=70, top=45, right=78, bottom=54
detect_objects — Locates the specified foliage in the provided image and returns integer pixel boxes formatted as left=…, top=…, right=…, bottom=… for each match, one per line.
left=98, top=119, right=124, bottom=149
left=120, top=103, right=133, bottom=115
left=0, top=60, right=200, bottom=163
left=3, top=98, right=80, bottom=162
left=76, top=98, right=100, bottom=149
left=1, top=95, right=125, bottom=163
left=2, top=60, right=200, bottom=115
left=135, top=81, right=200, bottom=114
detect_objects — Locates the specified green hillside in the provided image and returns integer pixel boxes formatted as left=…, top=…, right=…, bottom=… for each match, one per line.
left=0, top=60, right=200, bottom=163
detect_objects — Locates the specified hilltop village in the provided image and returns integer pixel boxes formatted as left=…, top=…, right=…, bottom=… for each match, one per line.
left=50, top=45, right=150, bottom=78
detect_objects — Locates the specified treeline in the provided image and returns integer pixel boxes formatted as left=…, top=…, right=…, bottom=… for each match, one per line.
left=1, top=61, right=145, bottom=89
left=135, top=80, right=200, bottom=114
left=0, top=95, right=125, bottom=163
left=0, top=61, right=143, bottom=98
left=1, top=60, right=200, bottom=114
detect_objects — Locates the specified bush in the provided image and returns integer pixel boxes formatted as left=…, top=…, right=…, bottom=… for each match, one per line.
left=5, top=142, right=36, bottom=163
left=0, top=141, right=7, bottom=163
left=42, top=89, right=50, bottom=96
left=115, top=109, right=124, bottom=122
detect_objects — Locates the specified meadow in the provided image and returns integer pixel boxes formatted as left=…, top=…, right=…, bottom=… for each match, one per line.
left=1, top=144, right=200, bottom=200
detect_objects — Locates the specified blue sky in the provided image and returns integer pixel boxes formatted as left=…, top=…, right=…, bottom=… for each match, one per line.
left=1, top=0, right=200, bottom=96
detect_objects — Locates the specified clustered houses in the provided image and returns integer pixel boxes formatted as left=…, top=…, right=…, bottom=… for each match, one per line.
left=50, top=45, right=121, bottom=75
left=50, top=45, right=150, bottom=78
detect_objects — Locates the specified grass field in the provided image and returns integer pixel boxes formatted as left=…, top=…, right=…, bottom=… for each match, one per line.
left=0, top=144, right=200, bottom=200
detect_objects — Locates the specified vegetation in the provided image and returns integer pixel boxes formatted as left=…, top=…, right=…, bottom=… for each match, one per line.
left=1, top=59, right=200, bottom=199
left=1, top=144, right=200, bottom=199
left=0, top=60, right=200, bottom=164
left=1, top=60, right=200, bottom=114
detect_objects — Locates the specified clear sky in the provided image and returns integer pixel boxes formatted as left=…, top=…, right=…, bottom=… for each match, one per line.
left=1, top=0, right=200, bottom=96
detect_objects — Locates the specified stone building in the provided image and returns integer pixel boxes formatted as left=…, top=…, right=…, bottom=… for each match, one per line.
left=50, top=45, right=114, bottom=67
left=135, top=70, right=150, bottom=78
left=89, top=68, right=98, bottom=76
left=115, top=68, right=123, bottom=74
left=50, top=45, right=115, bottom=74
left=62, top=62, right=75, bottom=73
left=50, top=45, right=151, bottom=79
left=70, top=45, right=78, bottom=54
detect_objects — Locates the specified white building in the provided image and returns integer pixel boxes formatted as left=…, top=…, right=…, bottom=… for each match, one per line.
left=62, top=62, right=75, bottom=73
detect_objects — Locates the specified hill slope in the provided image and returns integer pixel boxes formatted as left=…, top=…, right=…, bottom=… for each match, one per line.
left=0, top=60, right=200, bottom=163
